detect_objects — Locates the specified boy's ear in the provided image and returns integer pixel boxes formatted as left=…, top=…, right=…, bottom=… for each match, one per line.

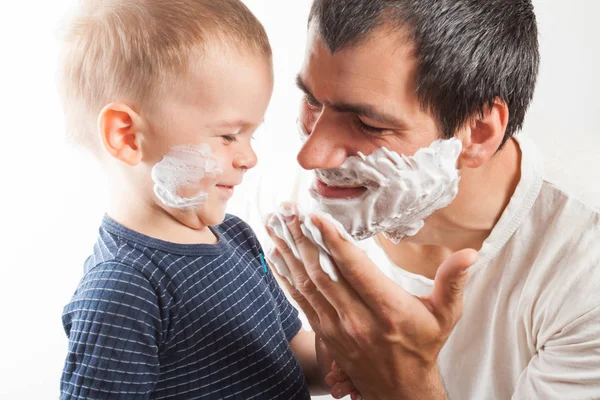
left=98, top=103, right=145, bottom=166
left=457, top=99, right=509, bottom=169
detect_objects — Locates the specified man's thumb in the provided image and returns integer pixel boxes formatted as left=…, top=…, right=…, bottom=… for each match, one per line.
left=430, top=249, right=478, bottom=326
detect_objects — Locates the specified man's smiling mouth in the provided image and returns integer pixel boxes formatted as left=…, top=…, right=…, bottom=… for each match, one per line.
left=312, top=178, right=368, bottom=199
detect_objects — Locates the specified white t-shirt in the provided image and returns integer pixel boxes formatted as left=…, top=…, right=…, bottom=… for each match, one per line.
left=360, top=136, right=600, bottom=399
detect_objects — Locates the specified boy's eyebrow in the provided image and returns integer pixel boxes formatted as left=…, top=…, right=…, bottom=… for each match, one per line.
left=217, top=120, right=248, bottom=128
left=217, top=119, right=264, bottom=129
left=295, top=74, right=409, bottom=129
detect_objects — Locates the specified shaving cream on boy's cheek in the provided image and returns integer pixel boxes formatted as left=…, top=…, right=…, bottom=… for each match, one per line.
left=151, top=144, right=224, bottom=210
left=311, top=137, right=463, bottom=243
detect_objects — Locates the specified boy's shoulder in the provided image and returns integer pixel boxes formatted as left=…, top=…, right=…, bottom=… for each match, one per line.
left=83, top=217, right=160, bottom=280
left=81, top=214, right=262, bottom=287
left=214, top=213, right=261, bottom=248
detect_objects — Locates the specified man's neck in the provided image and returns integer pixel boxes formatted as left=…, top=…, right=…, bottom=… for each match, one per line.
left=379, top=138, right=522, bottom=279
left=106, top=190, right=218, bottom=245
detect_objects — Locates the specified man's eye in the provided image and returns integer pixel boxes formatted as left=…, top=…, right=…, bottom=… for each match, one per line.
left=303, top=94, right=322, bottom=109
left=357, top=119, right=386, bottom=134
left=222, top=135, right=238, bottom=143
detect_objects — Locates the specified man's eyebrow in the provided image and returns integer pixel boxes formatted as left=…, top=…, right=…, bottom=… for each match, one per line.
left=330, top=102, right=408, bottom=128
left=295, top=74, right=408, bottom=128
left=296, top=75, right=315, bottom=99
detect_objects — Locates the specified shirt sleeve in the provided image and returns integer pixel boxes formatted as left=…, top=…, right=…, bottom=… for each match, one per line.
left=253, top=236, right=303, bottom=342
left=61, top=262, right=162, bottom=399
left=512, top=303, right=600, bottom=399
left=265, top=262, right=303, bottom=341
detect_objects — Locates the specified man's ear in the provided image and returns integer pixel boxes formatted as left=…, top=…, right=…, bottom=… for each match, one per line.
left=98, top=102, right=145, bottom=166
left=458, top=99, right=509, bottom=169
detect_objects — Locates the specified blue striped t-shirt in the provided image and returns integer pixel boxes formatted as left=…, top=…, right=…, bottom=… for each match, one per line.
left=61, top=214, right=309, bottom=399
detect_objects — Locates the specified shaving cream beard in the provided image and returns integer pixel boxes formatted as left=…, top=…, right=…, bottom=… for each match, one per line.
left=310, top=138, right=463, bottom=243
left=151, top=144, right=223, bottom=210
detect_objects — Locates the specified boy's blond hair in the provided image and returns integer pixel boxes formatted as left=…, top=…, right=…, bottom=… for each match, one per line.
left=58, top=0, right=272, bottom=152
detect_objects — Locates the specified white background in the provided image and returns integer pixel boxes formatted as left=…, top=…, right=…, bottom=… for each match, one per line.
left=0, top=1, right=598, bottom=398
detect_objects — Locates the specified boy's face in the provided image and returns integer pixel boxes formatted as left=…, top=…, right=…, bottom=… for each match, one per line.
left=145, top=48, right=274, bottom=228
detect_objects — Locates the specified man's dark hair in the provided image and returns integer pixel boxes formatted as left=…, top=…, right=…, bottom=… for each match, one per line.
left=309, top=0, right=539, bottom=148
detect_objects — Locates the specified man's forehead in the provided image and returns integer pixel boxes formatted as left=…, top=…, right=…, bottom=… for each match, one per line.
left=299, top=28, right=419, bottom=123
left=306, top=20, right=415, bottom=62
left=303, top=25, right=416, bottom=86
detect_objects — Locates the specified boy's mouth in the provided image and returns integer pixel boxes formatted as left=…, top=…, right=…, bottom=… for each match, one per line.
left=216, top=184, right=235, bottom=197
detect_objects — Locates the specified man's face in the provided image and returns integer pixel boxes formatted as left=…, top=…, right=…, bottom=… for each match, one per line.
left=296, top=24, right=442, bottom=200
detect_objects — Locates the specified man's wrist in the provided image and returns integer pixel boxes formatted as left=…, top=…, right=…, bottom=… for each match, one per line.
left=363, top=364, right=446, bottom=400
left=395, top=364, right=447, bottom=400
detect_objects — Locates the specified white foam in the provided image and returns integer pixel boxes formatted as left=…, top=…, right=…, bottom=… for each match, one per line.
left=267, top=247, right=294, bottom=286
left=311, top=138, right=462, bottom=243
left=151, top=144, right=223, bottom=210
left=266, top=207, right=360, bottom=285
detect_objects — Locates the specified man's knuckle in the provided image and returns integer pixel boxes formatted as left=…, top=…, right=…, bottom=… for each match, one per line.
left=312, top=272, right=334, bottom=290
left=275, top=242, right=293, bottom=257
left=296, top=277, right=319, bottom=295
left=449, top=280, right=465, bottom=295
left=288, top=287, right=306, bottom=304
left=290, top=229, right=309, bottom=246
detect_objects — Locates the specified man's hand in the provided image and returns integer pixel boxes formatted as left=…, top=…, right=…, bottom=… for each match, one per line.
left=266, top=210, right=477, bottom=400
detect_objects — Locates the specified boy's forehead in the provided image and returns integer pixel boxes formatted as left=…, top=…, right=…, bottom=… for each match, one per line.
left=154, top=47, right=272, bottom=130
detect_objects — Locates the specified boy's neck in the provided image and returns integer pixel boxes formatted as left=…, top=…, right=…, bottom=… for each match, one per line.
left=107, top=194, right=218, bottom=245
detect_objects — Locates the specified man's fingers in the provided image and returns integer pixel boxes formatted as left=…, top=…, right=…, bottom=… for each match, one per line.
left=310, top=213, right=411, bottom=310
left=350, top=391, right=364, bottom=400
left=331, top=380, right=357, bottom=399
left=265, top=224, right=338, bottom=326
left=429, top=248, right=478, bottom=328
left=266, top=247, right=293, bottom=286
left=277, top=205, right=367, bottom=316
left=265, top=248, right=319, bottom=326
left=325, top=365, right=349, bottom=385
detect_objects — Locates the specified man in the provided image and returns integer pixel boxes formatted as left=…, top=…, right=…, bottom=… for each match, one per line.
left=266, top=0, right=600, bottom=398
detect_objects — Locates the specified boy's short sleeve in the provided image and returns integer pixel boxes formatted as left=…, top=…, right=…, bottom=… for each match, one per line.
left=255, top=243, right=303, bottom=342
left=61, top=262, right=162, bottom=399
left=265, top=264, right=303, bottom=341
left=223, top=215, right=303, bottom=342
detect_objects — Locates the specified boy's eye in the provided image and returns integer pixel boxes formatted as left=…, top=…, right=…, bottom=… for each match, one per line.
left=222, top=135, right=238, bottom=143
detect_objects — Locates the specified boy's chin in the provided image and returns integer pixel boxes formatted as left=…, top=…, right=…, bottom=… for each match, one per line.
left=196, top=206, right=227, bottom=227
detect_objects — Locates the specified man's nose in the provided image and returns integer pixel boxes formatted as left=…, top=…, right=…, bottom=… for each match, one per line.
left=296, top=109, right=349, bottom=170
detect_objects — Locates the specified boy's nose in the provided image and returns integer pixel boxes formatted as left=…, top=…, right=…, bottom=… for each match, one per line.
left=233, top=147, right=258, bottom=171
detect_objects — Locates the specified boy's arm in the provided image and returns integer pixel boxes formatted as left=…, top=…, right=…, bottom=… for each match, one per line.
left=289, top=329, right=330, bottom=395
left=61, top=262, right=162, bottom=399
left=257, top=237, right=353, bottom=396
left=260, top=248, right=330, bottom=395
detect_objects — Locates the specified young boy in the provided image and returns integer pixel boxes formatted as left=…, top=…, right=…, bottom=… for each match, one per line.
left=58, top=1, right=349, bottom=398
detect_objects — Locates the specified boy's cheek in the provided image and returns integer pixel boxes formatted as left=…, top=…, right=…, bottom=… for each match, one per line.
left=150, top=143, right=224, bottom=210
